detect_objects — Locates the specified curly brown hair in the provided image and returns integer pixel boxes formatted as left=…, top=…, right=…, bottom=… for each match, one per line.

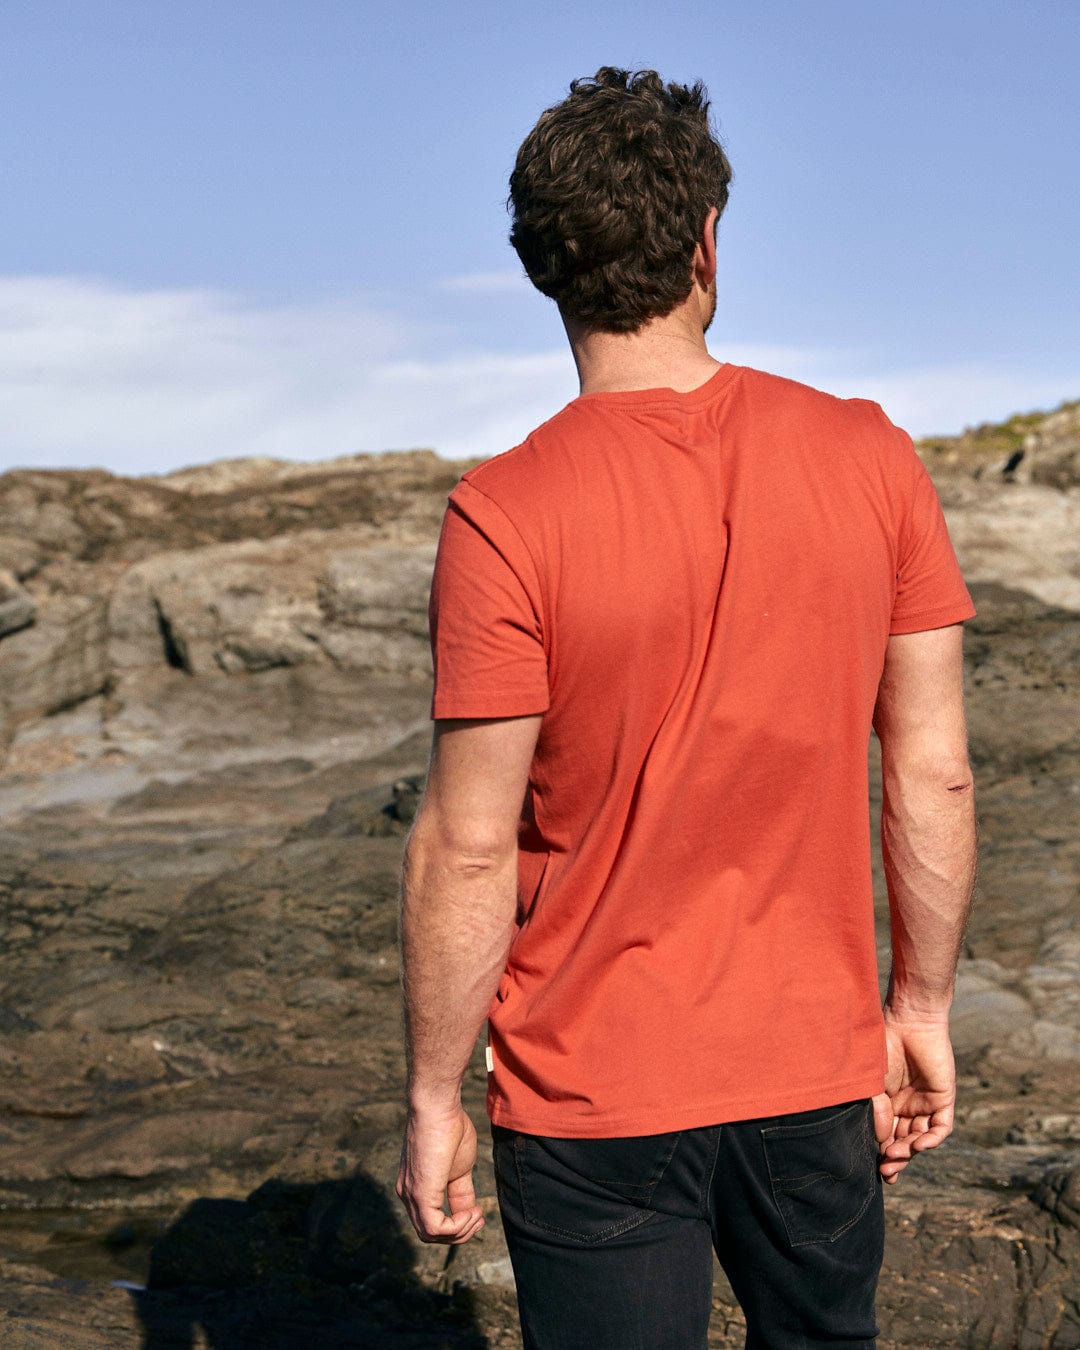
left=509, top=67, right=733, bottom=334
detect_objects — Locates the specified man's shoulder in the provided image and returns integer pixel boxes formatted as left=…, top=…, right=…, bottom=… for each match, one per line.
left=733, top=364, right=897, bottom=438
left=455, top=399, right=591, bottom=502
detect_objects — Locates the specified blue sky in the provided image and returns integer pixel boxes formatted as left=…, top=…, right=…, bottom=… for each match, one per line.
left=1, top=0, right=1077, bottom=473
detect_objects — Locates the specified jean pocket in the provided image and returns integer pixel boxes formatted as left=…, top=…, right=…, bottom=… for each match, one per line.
left=760, top=1099, right=877, bottom=1248
left=499, top=1129, right=681, bottom=1244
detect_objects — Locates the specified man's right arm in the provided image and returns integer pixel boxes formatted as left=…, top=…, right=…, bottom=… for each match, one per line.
left=871, top=623, right=977, bottom=1183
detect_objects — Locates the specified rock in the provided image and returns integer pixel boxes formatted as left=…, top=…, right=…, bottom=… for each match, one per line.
left=0, top=1257, right=136, bottom=1349
left=0, top=451, right=462, bottom=567
left=1028, top=1020, right=1080, bottom=1062
left=153, top=447, right=448, bottom=497
left=105, top=567, right=172, bottom=672
left=0, top=532, right=43, bottom=579
left=949, top=987, right=1034, bottom=1056
left=36, top=979, right=221, bottom=1034
left=317, top=547, right=435, bottom=636
left=56, top=1110, right=271, bottom=1183
left=1007, top=1115, right=1080, bottom=1145
left=0, top=419, right=1079, bottom=1347
left=283, top=977, right=355, bottom=1010
left=0, top=597, right=109, bottom=725
left=287, top=775, right=425, bottom=841
left=0, top=569, right=36, bottom=637
left=1034, top=1167, right=1080, bottom=1229
left=942, top=481, right=1080, bottom=613
left=118, top=538, right=329, bottom=676
left=1025, top=922, right=1080, bottom=1023
left=0, top=477, right=87, bottom=553
left=1022, top=401, right=1080, bottom=490
left=104, top=536, right=435, bottom=678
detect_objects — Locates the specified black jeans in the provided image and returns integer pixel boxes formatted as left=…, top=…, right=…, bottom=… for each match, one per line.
left=491, top=1098, right=884, bottom=1349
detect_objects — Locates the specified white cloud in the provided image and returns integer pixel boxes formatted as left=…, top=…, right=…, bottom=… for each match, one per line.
left=364, top=351, right=576, bottom=459
left=0, top=275, right=424, bottom=473
left=0, top=275, right=1074, bottom=477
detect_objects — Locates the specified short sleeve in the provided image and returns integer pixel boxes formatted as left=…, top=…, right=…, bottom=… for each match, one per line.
left=428, top=477, right=550, bottom=719
left=889, top=433, right=976, bottom=635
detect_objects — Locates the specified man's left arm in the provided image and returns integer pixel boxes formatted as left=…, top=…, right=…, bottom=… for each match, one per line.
left=396, top=713, right=542, bottom=1245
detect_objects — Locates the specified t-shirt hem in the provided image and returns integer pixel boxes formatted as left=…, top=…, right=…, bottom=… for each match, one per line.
left=487, top=1070, right=887, bottom=1137
left=889, top=598, right=976, bottom=635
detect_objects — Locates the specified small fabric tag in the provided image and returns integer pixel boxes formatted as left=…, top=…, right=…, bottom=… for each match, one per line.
left=485, top=1045, right=494, bottom=1072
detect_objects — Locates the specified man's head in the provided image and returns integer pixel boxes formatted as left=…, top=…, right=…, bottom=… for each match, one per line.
left=509, top=67, right=732, bottom=335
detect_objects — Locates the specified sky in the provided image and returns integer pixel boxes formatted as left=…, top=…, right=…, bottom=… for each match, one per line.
left=1, top=0, right=1078, bottom=475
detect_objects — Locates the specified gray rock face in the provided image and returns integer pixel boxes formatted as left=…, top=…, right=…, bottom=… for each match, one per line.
left=0, top=428, right=1079, bottom=1347
left=0, top=567, right=36, bottom=637
left=0, top=532, right=43, bottom=579
left=0, top=450, right=457, bottom=776
left=0, top=596, right=109, bottom=763
left=942, top=478, right=1080, bottom=612
left=1035, top=1167, right=1080, bottom=1230
left=107, top=534, right=436, bottom=677
left=950, top=978, right=1034, bottom=1057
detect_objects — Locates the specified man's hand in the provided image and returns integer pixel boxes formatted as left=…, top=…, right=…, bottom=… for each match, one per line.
left=872, top=1011, right=956, bottom=1184
left=396, top=1104, right=486, bottom=1244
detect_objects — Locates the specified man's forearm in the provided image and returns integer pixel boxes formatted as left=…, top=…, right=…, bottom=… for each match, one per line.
left=881, top=762, right=977, bottom=1018
left=400, top=812, right=518, bottom=1111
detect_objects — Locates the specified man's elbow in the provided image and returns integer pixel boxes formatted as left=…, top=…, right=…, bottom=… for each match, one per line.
left=879, top=738, right=972, bottom=785
left=438, top=845, right=516, bottom=879
left=405, top=807, right=517, bottom=878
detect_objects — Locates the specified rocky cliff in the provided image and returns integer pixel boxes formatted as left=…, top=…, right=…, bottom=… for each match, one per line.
left=0, top=409, right=1078, bottom=1347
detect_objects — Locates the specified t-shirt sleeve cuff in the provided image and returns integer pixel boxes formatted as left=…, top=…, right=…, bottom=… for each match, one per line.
left=889, top=596, right=977, bottom=635
left=432, top=687, right=550, bottom=719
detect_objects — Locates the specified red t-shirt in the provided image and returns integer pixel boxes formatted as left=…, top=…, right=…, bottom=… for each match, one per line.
left=428, top=364, right=975, bottom=1137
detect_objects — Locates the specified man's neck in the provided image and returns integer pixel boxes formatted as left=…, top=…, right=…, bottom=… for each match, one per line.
left=563, top=300, right=722, bottom=397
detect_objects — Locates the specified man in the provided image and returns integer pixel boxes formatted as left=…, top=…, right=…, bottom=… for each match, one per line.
left=396, top=67, right=977, bottom=1348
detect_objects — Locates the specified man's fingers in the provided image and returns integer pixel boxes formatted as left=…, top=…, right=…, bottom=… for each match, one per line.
left=871, top=1092, right=894, bottom=1147
left=447, top=1170, right=478, bottom=1214
left=411, top=1199, right=483, bottom=1244
left=433, top=1205, right=484, bottom=1245
left=450, top=1211, right=486, bottom=1245
left=909, top=1123, right=951, bottom=1151
left=881, top=1122, right=950, bottom=1162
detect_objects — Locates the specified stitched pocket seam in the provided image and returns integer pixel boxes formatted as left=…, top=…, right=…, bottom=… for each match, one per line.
left=513, top=1133, right=675, bottom=1244
left=762, top=1104, right=876, bottom=1248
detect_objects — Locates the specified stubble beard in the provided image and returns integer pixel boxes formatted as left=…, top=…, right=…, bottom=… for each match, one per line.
left=703, top=280, right=718, bottom=335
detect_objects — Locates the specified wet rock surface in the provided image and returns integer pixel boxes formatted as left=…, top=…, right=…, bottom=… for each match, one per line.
left=0, top=427, right=1078, bottom=1346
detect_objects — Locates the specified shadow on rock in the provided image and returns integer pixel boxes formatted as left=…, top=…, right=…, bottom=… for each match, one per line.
left=131, top=1171, right=489, bottom=1348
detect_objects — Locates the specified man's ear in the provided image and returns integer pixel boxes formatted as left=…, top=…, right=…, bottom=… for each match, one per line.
left=693, top=206, right=719, bottom=290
